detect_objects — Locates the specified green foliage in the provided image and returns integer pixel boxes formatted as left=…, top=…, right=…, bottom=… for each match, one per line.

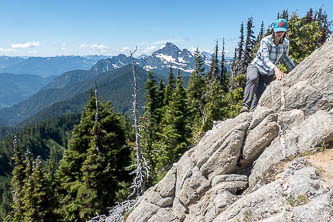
left=202, top=79, right=226, bottom=131
left=155, top=71, right=190, bottom=181
left=222, top=74, right=246, bottom=119
left=56, top=94, right=131, bottom=221
left=141, top=71, right=164, bottom=184
left=23, top=156, right=52, bottom=221
left=9, top=137, right=25, bottom=222
left=163, top=67, right=176, bottom=106
left=186, top=51, right=206, bottom=139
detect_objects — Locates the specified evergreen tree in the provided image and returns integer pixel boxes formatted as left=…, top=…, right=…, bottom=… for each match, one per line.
left=163, top=67, right=176, bottom=106
left=141, top=71, right=162, bottom=183
left=232, top=22, right=244, bottom=76
left=56, top=92, right=130, bottom=221
left=238, top=23, right=244, bottom=62
left=314, top=7, right=332, bottom=44
left=243, top=17, right=256, bottom=71
left=186, top=49, right=206, bottom=138
left=157, top=79, right=165, bottom=115
left=9, top=136, right=25, bottom=222
left=194, top=47, right=205, bottom=75
left=202, top=79, right=226, bottom=131
left=220, top=38, right=229, bottom=92
left=21, top=150, right=34, bottom=222
left=281, top=9, right=289, bottom=20
left=23, top=156, right=51, bottom=221
left=155, top=70, right=189, bottom=180
left=207, top=40, right=219, bottom=81
left=252, top=21, right=265, bottom=59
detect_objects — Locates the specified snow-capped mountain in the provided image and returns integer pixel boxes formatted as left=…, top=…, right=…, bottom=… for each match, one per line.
left=90, top=42, right=232, bottom=76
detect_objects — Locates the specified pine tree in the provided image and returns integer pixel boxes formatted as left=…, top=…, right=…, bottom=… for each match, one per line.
left=23, top=156, right=51, bottom=221
left=202, top=79, right=226, bottom=131
left=194, top=47, right=205, bottom=75
left=56, top=92, right=130, bottom=221
left=238, top=23, right=244, bottom=62
left=155, top=70, right=189, bottom=180
left=157, top=79, right=165, bottom=115
left=232, top=22, right=244, bottom=76
left=163, top=67, right=176, bottom=106
left=10, top=136, right=26, bottom=222
left=141, top=71, right=162, bottom=183
left=243, top=17, right=256, bottom=71
left=281, top=9, right=289, bottom=20
left=220, top=38, right=229, bottom=92
left=207, top=40, right=219, bottom=81
left=186, top=49, right=206, bottom=137
left=21, top=150, right=34, bottom=222
left=252, top=21, right=265, bottom=60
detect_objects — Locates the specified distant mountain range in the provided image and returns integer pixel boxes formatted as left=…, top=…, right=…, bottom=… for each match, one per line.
left=0, top=73, right=52, bottom=109
left=0, top=55, right=107, bottom=77
left=91, top=42, right=233, bottom=76
left=0, top=42, right=233, bottom=126
left=0, top=65, right=150, bottom=126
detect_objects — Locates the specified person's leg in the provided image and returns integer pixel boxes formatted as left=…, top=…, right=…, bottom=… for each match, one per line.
left=242, top=64, right=259, bottom=111
left=250, top=74, right=274, bottom=111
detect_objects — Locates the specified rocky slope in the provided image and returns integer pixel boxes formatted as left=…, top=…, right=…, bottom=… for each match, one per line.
left=125, top=36, right=333, bottom=221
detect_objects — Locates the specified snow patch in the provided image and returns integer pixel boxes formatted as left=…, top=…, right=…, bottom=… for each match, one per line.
left=156, top=54, right=176, bottom=63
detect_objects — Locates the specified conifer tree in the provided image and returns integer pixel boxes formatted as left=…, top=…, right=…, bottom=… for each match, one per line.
left=220, top=38, right=229, bottom=92
left=207, top=40, right=219, bottom=81
left=141, top=71, right=161, bottom=183
left=156, top=70, right=189, bottom=180
left=232, top=22, right=244, bottom=76
left=56, top=92, right=130, bottom=221
left=194, top=47, right=205, bottom=75
left=157, top=79, right=165, bottom=109
left=252, top=21, right=265, bottom=59
left=10, top=136, right=26, bottom=222
left=238, top=23, right=244, bottom=62
left=202, top=79, right=226, bottom=131
left=23, top=156, right=51, bottom=221
left=21, top=150, right=34, bottom=221
left=243, top=17, right=256, bottom=71
left=186, top=49, right=206, bottom=137
left=163, top=67, right=176, bottom=106
left=281, top=9, right=289, bottom=20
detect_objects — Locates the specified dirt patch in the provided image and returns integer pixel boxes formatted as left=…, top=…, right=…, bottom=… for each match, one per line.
left=306, top=149, right=333, bottom=188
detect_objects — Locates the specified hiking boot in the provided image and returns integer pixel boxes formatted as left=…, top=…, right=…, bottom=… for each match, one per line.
left=240, top=106, right=249, bottom=113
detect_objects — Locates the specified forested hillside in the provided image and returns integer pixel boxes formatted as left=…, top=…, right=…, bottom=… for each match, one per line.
left=0, top=73, right=52, bottom=109
left=0, top=65, right=149, bottom=126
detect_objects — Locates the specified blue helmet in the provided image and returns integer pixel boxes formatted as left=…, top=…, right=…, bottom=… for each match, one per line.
left=273, top=19, right=288, bottom=32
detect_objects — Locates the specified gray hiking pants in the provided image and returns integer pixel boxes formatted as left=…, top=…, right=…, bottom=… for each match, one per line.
left=242, top=64, right=274, bottom=111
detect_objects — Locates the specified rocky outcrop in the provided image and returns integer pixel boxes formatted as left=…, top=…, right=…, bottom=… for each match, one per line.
left=125, top=37, right=333, bottom=221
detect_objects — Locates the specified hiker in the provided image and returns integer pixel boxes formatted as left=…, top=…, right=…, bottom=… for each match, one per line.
left=241, top=18, right=295, bottom=112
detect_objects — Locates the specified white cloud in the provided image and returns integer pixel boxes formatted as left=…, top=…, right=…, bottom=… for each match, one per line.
left=120, top=46, right=129, bottom=53
left=91, top=44, right=107, bottom=50
left=0, top=48, right=16, bottom=53
left=11, top=41, right=40, bottom=49
left=80, top=43, right=109, bottom=53
left=80, top=44, right=88, bottom=49
left=143, top=46, right=157, bottom=54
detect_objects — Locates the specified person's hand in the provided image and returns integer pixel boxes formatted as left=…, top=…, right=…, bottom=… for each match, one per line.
left=274, top=67, right=286, bottom=80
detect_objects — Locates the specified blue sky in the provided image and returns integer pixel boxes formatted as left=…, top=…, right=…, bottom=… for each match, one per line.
left=0, top=0, right=332, bottom=57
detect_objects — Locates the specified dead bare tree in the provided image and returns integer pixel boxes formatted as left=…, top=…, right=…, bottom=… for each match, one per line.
left=95, top=47, right=149, bottom=222
left=128, top=47, right=149, bottom=198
